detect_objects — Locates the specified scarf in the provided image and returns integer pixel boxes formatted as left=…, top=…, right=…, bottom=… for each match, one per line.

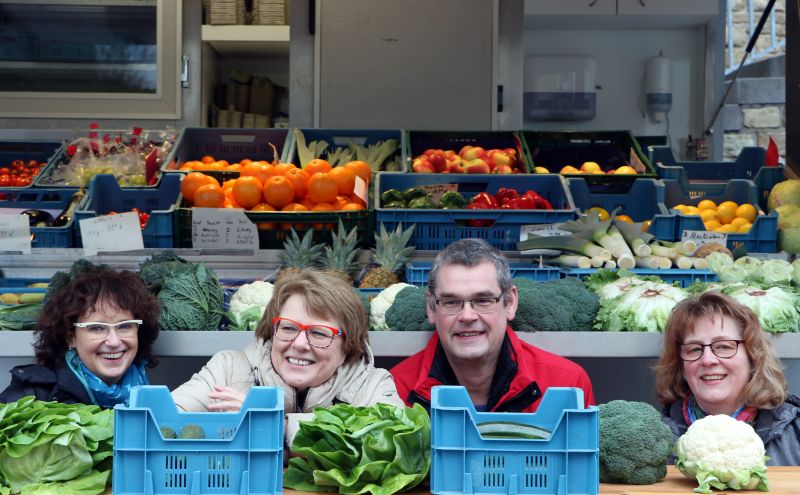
left=682, top=393, right=758, bottom=426
left=66, top=349, right=149, bottom=408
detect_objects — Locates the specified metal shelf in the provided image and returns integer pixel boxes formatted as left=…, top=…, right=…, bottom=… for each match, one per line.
left=2, top=331, right=799, bottom=359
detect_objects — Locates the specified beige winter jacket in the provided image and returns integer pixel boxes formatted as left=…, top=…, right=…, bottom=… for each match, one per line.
left=171, top=338, right=404, bottom=447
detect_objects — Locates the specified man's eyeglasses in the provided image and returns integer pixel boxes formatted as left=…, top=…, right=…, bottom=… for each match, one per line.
left=433, top=294, right=504, bottom=315
left=679, top=339, right=744, bottom=361
left=73, top=320, right=142, bottom=340
left=272, top=317, right=345, bottom=349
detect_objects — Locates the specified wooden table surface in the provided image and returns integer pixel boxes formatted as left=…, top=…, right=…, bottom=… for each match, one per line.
left=284, top=466, right=800, bottom=495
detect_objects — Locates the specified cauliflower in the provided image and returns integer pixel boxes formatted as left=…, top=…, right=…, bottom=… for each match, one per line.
left=675, top=414, right=769, bottom=493
left=228, top=280, right=274, bottom=331
left=369, top=283, right=412, bottom=331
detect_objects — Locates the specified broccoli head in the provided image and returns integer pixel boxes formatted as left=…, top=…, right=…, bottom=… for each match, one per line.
left=384, top=286, right=434, bottom=332
left=512, top=277, right=599, bottom=332
left=599, top=400, right=674, bottom=485
left=47, top=259, right=112, bottom=296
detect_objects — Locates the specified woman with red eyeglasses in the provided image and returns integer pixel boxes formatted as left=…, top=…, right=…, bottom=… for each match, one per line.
left=172, top=268, right=403, bottom=448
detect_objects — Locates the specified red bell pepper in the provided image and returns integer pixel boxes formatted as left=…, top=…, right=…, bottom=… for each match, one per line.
left=522, top=190, right=553, bottom=210
left=470, top=192, right=499, bottom=209
left=466, top=201, right=495, bottom=227
left=494, top=187, right=519, bottom=207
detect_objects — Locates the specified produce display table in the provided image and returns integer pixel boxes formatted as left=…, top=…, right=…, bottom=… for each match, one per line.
left=283, top=466, right=800, bottom=495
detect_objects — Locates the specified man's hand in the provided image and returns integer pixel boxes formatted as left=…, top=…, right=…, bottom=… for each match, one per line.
left=206, top=384, right=246, bottom=412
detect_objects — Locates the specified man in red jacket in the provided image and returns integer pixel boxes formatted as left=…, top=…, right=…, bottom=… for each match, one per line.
left=390, top=238, right=595, bottom=412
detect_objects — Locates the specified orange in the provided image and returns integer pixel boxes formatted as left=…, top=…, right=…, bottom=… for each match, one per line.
left=283, top=168, right=310, bottom=202
left=193, top=183, right=226, bottom=208
left=200, top=155, right=216, bottom=164
left=281, top=202, right=308, bottom=212
left=181, top=172, right=218, bottom=205
left=697, top=199, right=717, bottom=211
left=307, top=172, right=339, bottom=204
left=615, top=165, right=637, bottom=174
left=251, top=202, right=277, bottom=230
left=735, top=203, right=758, bottom=223
left=615, top=214, right=633, bottom=223
left=559, top=165, right=580, bottom=174
left=344, top=160, right=372, bottom=185
left=737, top=222, right=752, bottom=233
left=341, top=202, right=365, bottom=211
left=716, top=203, right=738, bottom=225
left=232, top=176, right=265, bottom=209
left=274, top=162, right=297, bottom=176
left=329, top=165, right=357, bottom=196
left=700, top=209, right=718, bottom=223
left=333, top=195, right=351, bottom=210
left=704, top=220, right=722, bottom=231
left=263, top=175, right=296, bottom=209
left=240, top=158, right=253, bottom=166
left=221, top=179, right=237, bottom=191
left=304, top=158, right=331, bottom=176
left=300, top=197, right=316, bottom=210
left=241, top=162, right=278, bottom=184
left=349, top=194, right=367, bottom=208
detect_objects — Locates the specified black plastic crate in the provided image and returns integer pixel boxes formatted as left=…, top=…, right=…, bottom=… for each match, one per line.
left=405, top=130, right=530, bottom=173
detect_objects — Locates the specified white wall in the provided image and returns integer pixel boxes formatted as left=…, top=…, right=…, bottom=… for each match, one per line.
left=523, top=27, right=707, bottom=155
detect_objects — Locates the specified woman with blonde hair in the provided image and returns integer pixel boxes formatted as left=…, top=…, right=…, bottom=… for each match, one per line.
left=172, top=269, right=403, bottom=447
left=654, top=291, right=800, bottom=465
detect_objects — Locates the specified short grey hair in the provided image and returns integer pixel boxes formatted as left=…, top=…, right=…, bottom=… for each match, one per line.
left=427, top=238, right=513, bottom=304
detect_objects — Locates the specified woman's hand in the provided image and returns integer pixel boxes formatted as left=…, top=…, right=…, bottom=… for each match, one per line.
left=206, top=384, right=246, bottom=412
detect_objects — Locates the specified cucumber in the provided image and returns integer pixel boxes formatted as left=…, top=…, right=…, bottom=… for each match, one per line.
left=476, top=420, right=551, bottom=440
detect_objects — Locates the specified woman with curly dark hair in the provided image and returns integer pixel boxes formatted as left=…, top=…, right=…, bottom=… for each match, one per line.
left=0, top=266, right=160, bottom=407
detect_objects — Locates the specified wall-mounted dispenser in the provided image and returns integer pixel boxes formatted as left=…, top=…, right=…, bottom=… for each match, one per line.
left=642, top=53, right=672, bottom=123
left=523, top=56, right=597, bottom=121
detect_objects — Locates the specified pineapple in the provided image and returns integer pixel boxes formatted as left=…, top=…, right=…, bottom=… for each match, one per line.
left=321, top=219, right=360, bottom=284
left=277, top=228, right=324, bottom=282
left=359, top=223, right=415, bottom=288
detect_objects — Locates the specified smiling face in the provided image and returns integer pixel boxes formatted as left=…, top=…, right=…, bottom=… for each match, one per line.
left=427, top=262, right=517, bottom=366
left=682, top=314, right=753, bottom=415
left=270, top=294, right=346, bottom=391
left=66, top=299, right=138, bottom=385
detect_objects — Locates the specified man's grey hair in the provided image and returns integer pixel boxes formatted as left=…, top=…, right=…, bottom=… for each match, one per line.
left=427, top=238, right=513, bottom=304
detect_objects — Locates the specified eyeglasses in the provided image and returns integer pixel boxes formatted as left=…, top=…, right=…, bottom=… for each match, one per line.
left=73, top=320, right=142, bottom=340
left=272, top=317, right=345, bottom=349
left=679, top=339, right=744, bottom=361
left=433, top=294, right=504, bottom=315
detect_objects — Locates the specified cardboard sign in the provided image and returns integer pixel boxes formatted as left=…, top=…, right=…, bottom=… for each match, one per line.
left=681, top=230, right=728, bottom=247
left=191, top=208, right=257, bottom=250
left=520, top=223, right=571, bottom=242
left=0, top=214, right=31, bottom=254
left=420, top=184, right=459, bottom=205
left=353, top=175, right=368, bottom=204
left=80, top=212, right=144, bottom=256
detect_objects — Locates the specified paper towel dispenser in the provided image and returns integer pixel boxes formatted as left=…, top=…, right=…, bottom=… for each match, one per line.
left=524, top=56, right=597, bottom=121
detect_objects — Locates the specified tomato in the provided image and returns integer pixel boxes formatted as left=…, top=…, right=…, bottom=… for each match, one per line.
left=0, top=175, right=10, bottom=187
left=12, top=176, right=31, bottom=187
left=10, top=160, right=23, bottom=168
left=26, top=160, right=39, bottom=168
left=0, top=167, right=9, bottom=175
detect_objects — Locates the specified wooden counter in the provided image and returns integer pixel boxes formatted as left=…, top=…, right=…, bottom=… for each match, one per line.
left=285, top=466, right=800, bottom=495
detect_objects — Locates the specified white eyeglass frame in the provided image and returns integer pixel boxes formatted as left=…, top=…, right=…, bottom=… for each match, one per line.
left=73, top=319, right=143, bottom=339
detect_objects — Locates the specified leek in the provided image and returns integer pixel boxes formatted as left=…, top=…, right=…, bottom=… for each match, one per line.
left=635, top=256, right=661, bottom=269
left=692, top=257, right=709, bottom=270
left=591, top=256, right=606, bottom=268
left=650, top=243, right=678, bottom=259
left=558, top=218, right=627, bottom=258
left=554, top=255, right=592, bottom=269
left=604, top=260, right=618, bottom=269
left=294, top=128, right=329, bottom=168
left=613, top=220, right=653, bottom=257
left=616, top=254, right=636, bottom=270
left=518, top=234, right=612, bottom=260
left=607, top=225, right=635, bottom=259
left=674, top=256, right=694, bottom=270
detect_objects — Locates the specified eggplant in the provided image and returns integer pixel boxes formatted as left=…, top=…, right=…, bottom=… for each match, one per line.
left=20, top=209, right=53, bottom=227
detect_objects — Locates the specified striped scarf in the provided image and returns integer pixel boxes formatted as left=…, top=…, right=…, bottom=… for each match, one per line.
left=682, top=393, right=758, bottom=426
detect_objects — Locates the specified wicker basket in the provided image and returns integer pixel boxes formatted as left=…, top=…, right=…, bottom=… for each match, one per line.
left=252, top=0, right=286, bottom=25
left=206, top=0, right=246, bottom=25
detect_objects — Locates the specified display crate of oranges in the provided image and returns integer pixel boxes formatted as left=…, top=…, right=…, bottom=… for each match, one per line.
left=173, top=165, right=371, bottom=249
left=664, top=179, right=778, bottom=252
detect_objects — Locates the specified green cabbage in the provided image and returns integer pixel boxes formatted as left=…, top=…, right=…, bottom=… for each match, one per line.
left=722, top=285, right=800, bottom=333
left=0, top=397, right=113, bottom=495
left=284, top=403, right=430, bottom=495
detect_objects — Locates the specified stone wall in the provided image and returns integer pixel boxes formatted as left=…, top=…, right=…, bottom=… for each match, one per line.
left=723, top=1, right=785, bottom=161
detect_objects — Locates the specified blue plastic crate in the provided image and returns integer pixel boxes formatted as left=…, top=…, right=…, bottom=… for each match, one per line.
left=650, top=146, right=785, bottom=211
left=431, top=386, right=598, bottom=495
left=75, top=174, right=181, bottom=248
left=0, top=188, right=79, bottom=247
left=0, top=140, right=62, bottom=188
left=561, top=268, right=718, bottom=288
left=521, top=130, right=656, bottom=184
left=286, top=128, right=406, bottom=170
left=113, top=385, right=284, bottom=495
left=566, top=178, right=675, bottom=240
left=663, top=179, right=778, bottom=252
left=375, top=173, right=577, bottom=251
left=405, top=262, right=561, bottom=286
left=405, top=130, right=529, bottom=173
left=163, top=128, right=290, bottom=174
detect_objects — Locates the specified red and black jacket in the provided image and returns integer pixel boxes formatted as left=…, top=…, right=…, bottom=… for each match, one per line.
left=390, top=326, right=595, bottom=412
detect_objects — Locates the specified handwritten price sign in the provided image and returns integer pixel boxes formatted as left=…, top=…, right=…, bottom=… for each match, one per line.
left=0, top=215, right=31, bottom=254
left=80, top=212, right=144, bottom=256
left=681, top=230, right=728, bottom=247
left=520, top=223, right=571, bottom=242
left=191, top=208, right=257, bottom=250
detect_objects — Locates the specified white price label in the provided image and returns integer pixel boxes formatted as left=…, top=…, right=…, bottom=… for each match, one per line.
left=353, top=176, right=368, bottom=205
left=520, top=223, right=571, bottom=242
left=681, top=230, right=728, bottom=247
left=0, top=214, right=31, bottom=254
left=420, top=184, right=459, bottom=205
left=80, top=212, right=144, bottom=257
left=191, top=208, right=257, bottom=250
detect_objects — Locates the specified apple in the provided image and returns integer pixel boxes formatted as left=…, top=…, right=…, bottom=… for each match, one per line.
left=459, top=145, right=473, bottom=158
left=412, top=157, right=435, bottom=173
left=504, top=147, right=518, bottom=158
left=491, top=164, right=514, bottom=174
left=487, top=150, right=515, bottom=169
left=425, top=149, right=447, bottom=172
left=444, top=149, right=457, bottom=159
left=464, top=158, right=490, bottom=174
left=447, top=161, right=465, bottom=173
left=534, top=166, right=550, bottom=174
left=461, top=146, right=487, bottom=161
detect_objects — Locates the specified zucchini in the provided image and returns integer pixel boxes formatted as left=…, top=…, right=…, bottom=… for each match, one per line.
left=476, top=420, right=551, bottom=440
